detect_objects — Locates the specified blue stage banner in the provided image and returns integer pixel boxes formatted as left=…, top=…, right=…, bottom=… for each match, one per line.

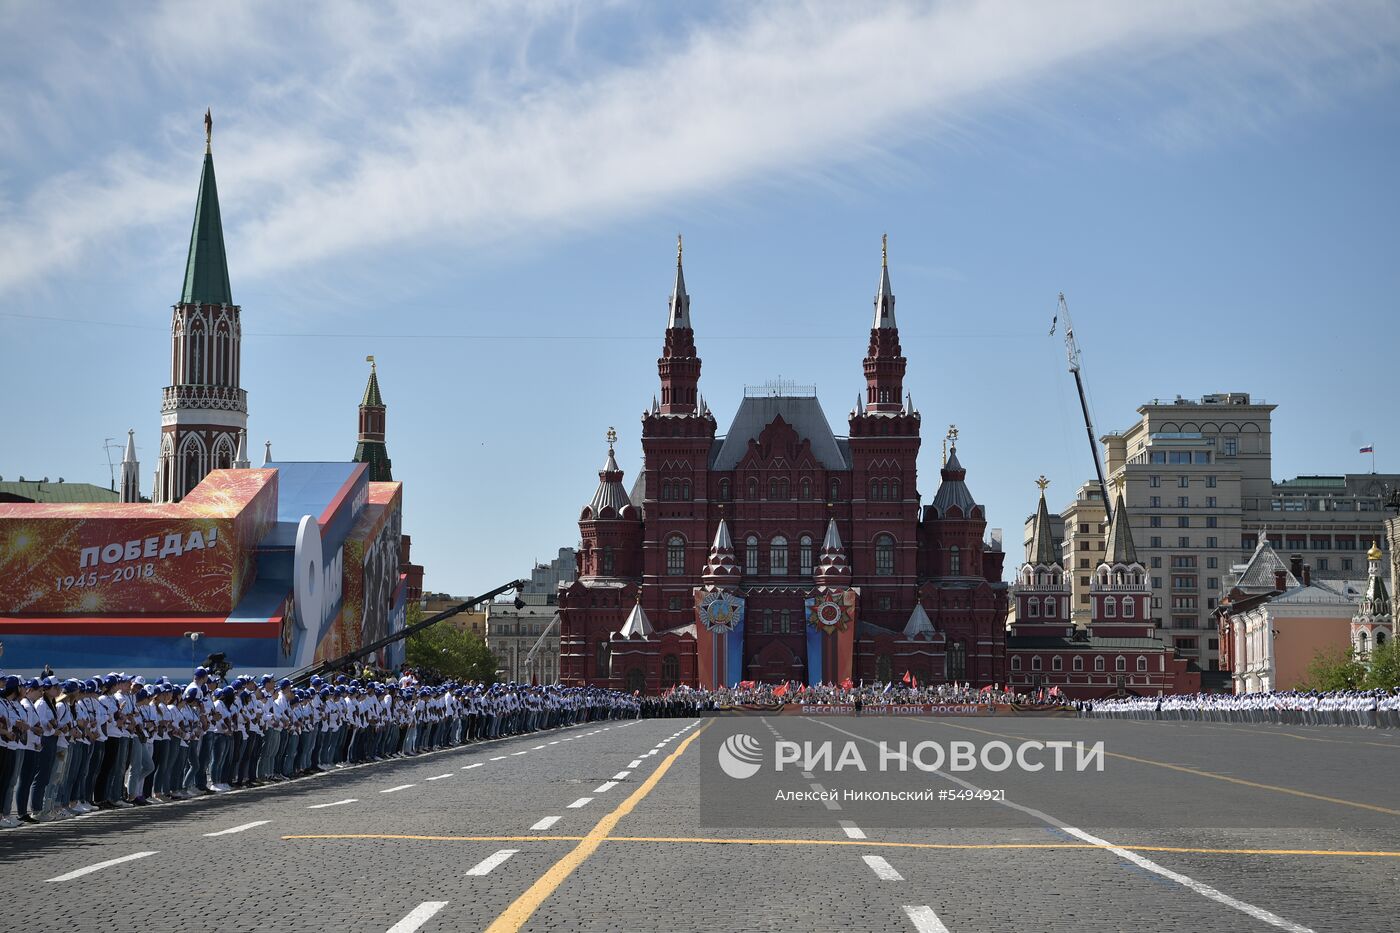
left=805, top=625, right=823, bottom=686
left=726, top=616, right=745, bottom=687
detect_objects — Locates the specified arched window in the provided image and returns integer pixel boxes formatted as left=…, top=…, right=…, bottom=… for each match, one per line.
left=681, top=480, right=691, bottom=501
left=799, top=535, right=814, bottom=575
left=1031, top=655, right=1042, bottom=671
left=1094, top=656, right=1105, bottom=672
left=870, top=478, right=881, bottom=500
left=661, top=654, right=680, bottom=688
left=745, top=536, right=759, bottom=575
left=719, top=478, right=730, bottom=501
left=1136, top=656, right=1147, bottom=672
left=1358, top=630, right=1369, bottom=652
left=666, top=535, right=686, bottom=575
left=1073, top=656, right=1084, bottom=672
left=770, top=536, right=789, bottom=575
left=948, top=641, right=966, bottom=681
left=1011, top=656, right=1022, bottom=671
left=882, top=479, right=891, bottom=501
left=1052, top=655, right=1063, bottom=671
left=1115, top=656, right=1126, bottom=672
left=601, top=546, right=615, bottom=575
left=661, top=481, right=673, bottom=501
left=772, top=478, right=783, bottom=499
left=1027, top=597, right=1040, bottom=618
left=595, top=641, right=611, bottom=679
left=1378, top=630, right=1389, bottom=646
left=949, top=546, right=961, bottom=574
left=1122, top=597, right=1135, bottom=618
left=875, top=534, right=895, bottom=576
left=1104, top=596, right=1117, bottom=618
left=762, top=608, right=772, bottom=633
left=800, top=478, right=811, bottom=500
left=747, top=478, right=758, bottom=500
left=779, top=609, right=791, bottom=634
left=891, top=479, right=900, bottom=500
left=829, top=478, right=839, bottom=501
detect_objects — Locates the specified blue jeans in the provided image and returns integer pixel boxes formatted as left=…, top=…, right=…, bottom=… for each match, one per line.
left=23, top=737, right=57, bottom=814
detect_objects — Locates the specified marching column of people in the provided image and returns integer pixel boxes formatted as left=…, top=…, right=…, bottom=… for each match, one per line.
left=0, top=669, right=639, bottom=829
left=1082, top=688, right=1400, bottom=728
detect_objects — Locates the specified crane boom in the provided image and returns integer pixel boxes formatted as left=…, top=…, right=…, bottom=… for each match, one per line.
left=1053, top=293, right=1112, bottom=523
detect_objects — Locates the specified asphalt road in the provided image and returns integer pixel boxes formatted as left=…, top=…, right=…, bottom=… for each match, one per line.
left=1, top=715, right=1397, bottom=932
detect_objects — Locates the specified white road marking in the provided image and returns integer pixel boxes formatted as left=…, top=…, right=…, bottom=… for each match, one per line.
left=465, top=849, right=518, bottom=876
left=593, top=781, right=618, bottom=793
left=308, top=798, right=358, bottom=809
left=863, top=855, right=904, bottom=881
left=202, top=820, right=271, bottom=837
left=490, top=756, right=507, bottom=761
left=812, top=719, right=1315, bottom=933
left=810, top=782, right=842, bottom=811
left=628, top=759, right=642, bottom=768
left=462, top=763, right=483, bottom=770
left=839, top=820, right=866, bottom=840
left=613, top=771, right=632, bottom=779
left=903, top=905, right=952, bottom=933
left=511, top=751, right=529, bottom=756
left=533, top=745, right=547, bottom=749
left=381, top=784, right=415, bottom=794
left=548, top=741, right=560, bottom=745
left=426, top=774, right=454, bottom=781
left=800, top=771, right=814, bottom=779
left=46, top=851, right=157, bottom=882
left=567, top=797, right=593, bottom=808
left=530, top=815, right=561, bottom=830
left=386, top=901, right=448, bottom=933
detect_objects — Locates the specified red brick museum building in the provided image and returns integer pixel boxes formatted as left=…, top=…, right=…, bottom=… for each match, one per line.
left=558, top=240, right=1010, bottom=692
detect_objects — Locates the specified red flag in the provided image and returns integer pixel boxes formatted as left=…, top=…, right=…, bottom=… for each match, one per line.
left=980, top=683, right=993, bottom=693
left=840, top=677, right=853, bottom=690
left=911, top=675, right=917, bottom=689
left=773, top=683, right=789, bottom=698
left=902, top=671, right=912, bottom=685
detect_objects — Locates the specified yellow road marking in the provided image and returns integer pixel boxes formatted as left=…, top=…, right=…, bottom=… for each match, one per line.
left=279, top=833, right=1400, bottom=858
left=482, top=723, right=709, bottom=933
left=919, top=719, right=1400, bottom=817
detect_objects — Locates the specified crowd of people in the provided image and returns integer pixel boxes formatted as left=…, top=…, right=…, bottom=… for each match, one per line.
left=658, top=681, right=1063, bottom=709
left=1083, top=689, right=1400, bottom=728
left=0, top=668, right=640, bottom=829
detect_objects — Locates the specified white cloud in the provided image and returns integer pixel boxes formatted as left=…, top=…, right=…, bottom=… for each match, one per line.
left=0, top=0, right=1396, bottom=297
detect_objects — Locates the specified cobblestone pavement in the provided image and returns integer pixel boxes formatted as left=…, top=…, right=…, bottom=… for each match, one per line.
left=1, top=715, right=1396, bottom=932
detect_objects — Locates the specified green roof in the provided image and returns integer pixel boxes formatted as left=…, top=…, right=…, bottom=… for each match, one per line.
left=362, top=367, right=384, bottom=407
left=181, top=151, right=233, bottom=305
left=353, top=441, right=393, bottom=482
left=0, top=481, right=119, bottom=503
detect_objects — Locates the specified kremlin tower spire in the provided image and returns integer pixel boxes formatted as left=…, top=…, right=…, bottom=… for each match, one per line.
left=353, top=355, right=393, bottom=481
left=153, top=110, right=248, bottom=502
left=862, top=234, right=906, bottom=413
left=119, top=430, right=141, bottom=503
left=658, top=235, right=701, bottom=415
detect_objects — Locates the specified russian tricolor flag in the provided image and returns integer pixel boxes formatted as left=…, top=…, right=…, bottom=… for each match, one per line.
left=1360, top=445, right=1374, bottom=454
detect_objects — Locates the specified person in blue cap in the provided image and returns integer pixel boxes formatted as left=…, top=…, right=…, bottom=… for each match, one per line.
left=0, top=675, right=27, bottom=828
left=14, top=678, right=52, bottom=822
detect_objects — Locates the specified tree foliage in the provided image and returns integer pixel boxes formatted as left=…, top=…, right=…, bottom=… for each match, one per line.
left=1298, top=640, right=1400, bottom=691
left=405, top=607, right=499, bottom=685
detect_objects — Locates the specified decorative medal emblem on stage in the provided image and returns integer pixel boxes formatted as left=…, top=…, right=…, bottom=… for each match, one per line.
left=696, top=589, right=745, bottom=633
left=805, top=588, right=855, bottom=634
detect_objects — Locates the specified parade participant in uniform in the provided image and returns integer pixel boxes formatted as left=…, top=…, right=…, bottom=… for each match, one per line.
left=0, top=675, right=28, bottom=828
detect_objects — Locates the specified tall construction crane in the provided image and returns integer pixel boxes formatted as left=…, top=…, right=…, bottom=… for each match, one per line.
left=1050, top=293, right=1112, bottom=523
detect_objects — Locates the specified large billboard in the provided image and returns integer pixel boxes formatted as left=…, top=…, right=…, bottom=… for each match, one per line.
left=0, top=470, right=277, bottom=617
left=313, top=482, right=404, bottom=666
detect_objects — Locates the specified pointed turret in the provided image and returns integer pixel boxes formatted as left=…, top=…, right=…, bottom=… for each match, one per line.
left=860, top=234, right=906, bottom=413
left=181, top=110, right=233, bottom=306
left=353, top=356, right=393, bottom=481
left=702, top=519, right=741, bottom=585
left=657, top=235, right=701, bottom=415
left=815, top=518, right=851, bottom=584
left=618, top=592, right=654, bottom=639
left=1029, top=476, right=1058, bottom=566
left=119, top=429, right=141, bottom=503
left=872, top=233, right=896, bottom=329
left=233, top=429, right=250, bottom=469
left=930, top=443, right=979, bottom=517
left=902, top=602, right=935, bottom=638
left=584, top=432, right=632, bottom=517
left=1103, top=491, right=1139, bottom=566
left=263, top=440, right=273, bottom=466
left=667, top=234, right=690, bottom=329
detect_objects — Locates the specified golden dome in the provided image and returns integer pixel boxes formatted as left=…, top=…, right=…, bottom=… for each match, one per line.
left=1367, top=541, right=1384, bottom=561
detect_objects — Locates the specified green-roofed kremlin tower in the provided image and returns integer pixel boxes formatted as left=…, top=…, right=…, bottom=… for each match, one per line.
left=154, top=111, right=249, bottom=503
left=353, top=357, right=393, bottom=482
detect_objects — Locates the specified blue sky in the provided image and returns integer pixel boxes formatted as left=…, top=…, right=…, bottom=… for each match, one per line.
left=2, top=1, right=1398, bottom=596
